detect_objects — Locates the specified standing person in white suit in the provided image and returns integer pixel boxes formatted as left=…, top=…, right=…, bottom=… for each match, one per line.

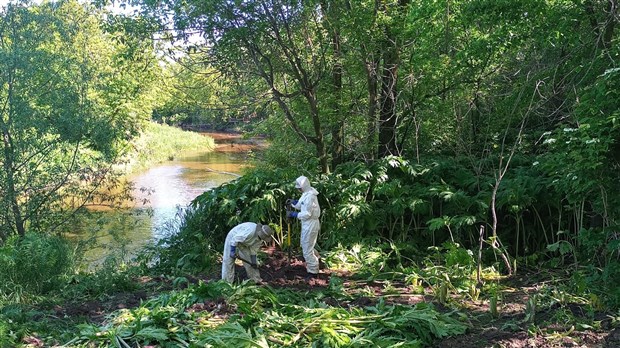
left=221, top=222, right=274, bottom=283
left=287, top=175, right=321, bottom=280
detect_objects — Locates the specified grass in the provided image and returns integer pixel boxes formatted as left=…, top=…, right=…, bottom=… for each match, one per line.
left=124, top=122, right=215, bottom=172
left=0, top=241, right=618, bottom=347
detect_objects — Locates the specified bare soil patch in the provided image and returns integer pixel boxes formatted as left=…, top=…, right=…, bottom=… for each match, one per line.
left=56, top=291, right=147, bottom=320
left=53, top=276, right=171, bottom=323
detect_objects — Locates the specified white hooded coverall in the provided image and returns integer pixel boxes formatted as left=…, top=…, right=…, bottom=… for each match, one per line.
left=221, top=222, right=263, bottom=283
left=293, top=176, right=321, bottom=274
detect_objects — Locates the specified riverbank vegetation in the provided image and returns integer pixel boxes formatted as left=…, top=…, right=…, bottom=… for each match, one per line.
left=1, top=0, right=619, bottom=347
left=127, top=122, right=215, bottom=172
left=0, top=0, right=214, bottom=243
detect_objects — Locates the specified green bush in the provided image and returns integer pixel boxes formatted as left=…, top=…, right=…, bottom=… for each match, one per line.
left=0, top=234, right=73, bottom=296
left=151, top=167, right=297, bottom=274
left=0, top=316, right=17, bottom=347
left=158, top=156, right=547, bottom=273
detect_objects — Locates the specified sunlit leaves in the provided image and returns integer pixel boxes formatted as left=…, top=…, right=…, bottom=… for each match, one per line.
left=537, top=68, right=620, bottom=214
left=0, top=1, right=163, bottom=238
left=72, top=279, right=467, bottom=347
left=337, top=202, right=371, bottom=220
left=176, top=155, right=495, bottom=274
left=200, top=322, right=269, bottom=348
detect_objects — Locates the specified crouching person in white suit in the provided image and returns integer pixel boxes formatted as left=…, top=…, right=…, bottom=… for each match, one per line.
left=221, top=222, right=274, bottom=283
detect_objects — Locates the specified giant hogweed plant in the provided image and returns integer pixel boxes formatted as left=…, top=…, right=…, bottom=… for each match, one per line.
left=319, top=157, right=489, bottom=248
left=157, top=154, right=573, bottom=278
left=150, top=168, right=300, bottom=274
left=67, top=280, right=468, bottom=347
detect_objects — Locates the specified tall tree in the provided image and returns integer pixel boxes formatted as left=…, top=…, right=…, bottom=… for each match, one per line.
left=320, top=0, right=345, bottom=168
left=137, top=0, right=400, bottom=173
left=0, top=0, right=161, bottom=241
left=158, top=0, right=333, bottom=172
left=376, top=0, right=409, bottom=158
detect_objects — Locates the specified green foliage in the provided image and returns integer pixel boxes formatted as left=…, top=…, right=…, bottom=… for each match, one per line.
left=254, top=115, right=320, bottom=172
left=325, top=244, right=389, bottom=274
left=200, top=322, right=269, bottom=348
left=60, top=263, right=138, bottom=302
left=2, top=238, right=615, bottom=347
left=151, top=167, right=296, bottom=274
left=121, top=0, right=620, bottom=311
left=324, top=241, right=487, bottom=306
left=145, top=206, right=220, bottom=275
left=0, top=316, right=16, bottom=347
left=128, top=121, right=215, bottom=171
left=130, top=0, right=620, bottom=257
left=319, top=157, right=489, bottom=247
left=0, top=234, right=73, bottom=296
left=2, top=0, right=620, bottom=344
left=538, top=67, right=620, bottom=212
left=546, top=239, right=575, bottom=264
left=152, top=58, right=263, bottom=130
left=535, top=68, right=620, bottom=300
left=419, top=243, right=480, bottom=304
left=0, top=0, right=164, bottom=240
left=578, top=226, right=620, bottom=280
left=161, top=153, right=581, bottom=274
left=68, top=280, right=468, bottom=347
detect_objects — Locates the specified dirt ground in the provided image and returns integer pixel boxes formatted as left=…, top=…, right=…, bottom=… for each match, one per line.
left=245, top=247, right=618, bottom=348
left=50, top=246, right=619, bottom=348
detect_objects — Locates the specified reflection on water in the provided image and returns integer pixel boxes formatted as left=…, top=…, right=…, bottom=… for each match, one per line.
left=78, top=148, right=251, bottom=267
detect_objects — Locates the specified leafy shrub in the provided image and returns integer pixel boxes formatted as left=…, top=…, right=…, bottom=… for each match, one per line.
left=147, top=206, right=221, bottom=275
left=160, top=155, right=553, bottom=273
left=0, top=316, right=16, bottom=347
left=0, top=234, right=73, bottom=296
left=161, top=150, right=610, bottom=277
left=152, top=167, right=298, bottom=274
left=60, top=261, right=139, bottom=301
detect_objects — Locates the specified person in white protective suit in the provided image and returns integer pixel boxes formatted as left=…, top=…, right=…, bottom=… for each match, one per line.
left=221, top=222, right=274, bottom=283
left=287, top=176, right=321, bottom=279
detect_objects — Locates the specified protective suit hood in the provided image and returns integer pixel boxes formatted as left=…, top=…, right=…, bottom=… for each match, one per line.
left=295, top=176, right=319, bottom=195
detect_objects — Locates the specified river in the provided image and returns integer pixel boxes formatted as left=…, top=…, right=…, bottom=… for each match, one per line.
left=79, top=133, right=260, bottom=267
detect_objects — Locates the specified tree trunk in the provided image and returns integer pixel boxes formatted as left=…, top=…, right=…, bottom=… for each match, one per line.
left=322, top=0, right=345, bottom=168
left=1, top=126, right=25, bottom=238
left=330, top=32, right=344, bottom=168
left=1, top=53, right=26, bottom=238
left=252, top=1, right=330, bottom=173
left=377, top=33, right=399, bottom=158
left=305, top=89, right=330, bottom=173
left=2, top=90, right=26, bottom=237
left=365, top=55, right=379, bottom=160
left=376, top=0, right=408, bottom=158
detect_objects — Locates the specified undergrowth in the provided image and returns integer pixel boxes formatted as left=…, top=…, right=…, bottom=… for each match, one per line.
left=0, top=238, right=617, bottom=347
left=1, top=154, right=619, bottom=346
left=65, top=280, right=468, bottom=347
left=151, top=157, right=620, bottom=307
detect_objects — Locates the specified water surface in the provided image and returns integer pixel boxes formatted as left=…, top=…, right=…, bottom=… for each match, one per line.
left=80, top=135, right=257, bottom=266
